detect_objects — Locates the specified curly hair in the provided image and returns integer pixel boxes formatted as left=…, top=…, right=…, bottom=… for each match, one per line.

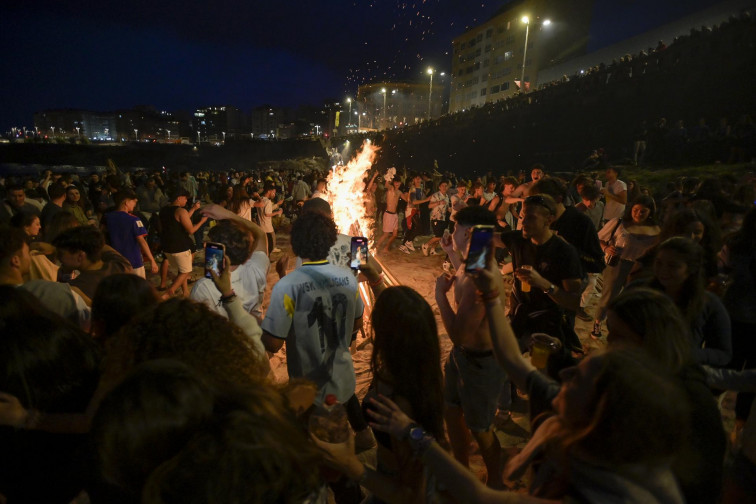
left=142, top=374, right=322, bottom=504
left=101, top=298, right=269, bottom=391
left=207, top=221, right=253, bottom=266
left=290, top=211, right=337, bottom=261
left=93, top=360, right=215, bottom=495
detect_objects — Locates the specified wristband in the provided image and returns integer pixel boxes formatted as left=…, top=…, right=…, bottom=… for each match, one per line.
left=219, top=291, right=236, bottom=304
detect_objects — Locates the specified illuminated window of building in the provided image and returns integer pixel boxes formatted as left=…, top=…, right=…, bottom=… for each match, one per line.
left=504, top=51, right=513, bottom=61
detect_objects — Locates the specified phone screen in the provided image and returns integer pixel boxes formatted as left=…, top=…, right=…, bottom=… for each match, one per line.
left=204, top=242, right=225, bottom=278
left=350, top=237, right=369, bottom=270
left=465, top=225, right=494, bottom=272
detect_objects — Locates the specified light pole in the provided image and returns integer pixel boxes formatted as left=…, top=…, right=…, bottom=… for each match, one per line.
left=134, top=129, right=138, bottom=142
left=166, top=129, right=171, bottom=141
left=520, top=17, right=550, bottom=93
left=75, top=126, right=80, bottom=137
left=427, top=67, right=434, bottom=120
left=381, top=88, right=387, bottom=130
left=222, top=131, right=226, bottom=143
left=51, top=126, right=55, bottom=137
left=346, top=97, right=352, bottom=129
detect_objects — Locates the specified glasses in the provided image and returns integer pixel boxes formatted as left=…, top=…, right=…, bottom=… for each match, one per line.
left=524, top=195, right=556, bottom=215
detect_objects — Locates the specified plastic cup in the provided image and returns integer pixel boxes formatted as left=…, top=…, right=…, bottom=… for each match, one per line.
left=520, top=265, right=532, bottom=292
left=530, top=333, right=561, bottom=369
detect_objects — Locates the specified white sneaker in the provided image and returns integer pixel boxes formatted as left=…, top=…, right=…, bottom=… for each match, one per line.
left=421, top=243, right=430, bottom=256
left=404, top=241, right=416, bottom=251
left=442, top=260, right=451, bottom=271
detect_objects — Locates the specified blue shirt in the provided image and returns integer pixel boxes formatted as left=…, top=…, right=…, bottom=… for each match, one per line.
left=104, top=211, right=147, bottom=268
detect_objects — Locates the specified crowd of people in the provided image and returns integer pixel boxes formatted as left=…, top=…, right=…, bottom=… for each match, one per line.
left=0, top=153, right=755, bottom=504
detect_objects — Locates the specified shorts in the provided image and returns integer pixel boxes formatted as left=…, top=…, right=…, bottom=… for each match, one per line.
left=382, top=212, right=399, bottom=233
left=431, top=219, right=448, bottom=238
left=166, top=249, right=193, bottom=274
left=444, top=346, right=506, bottom=432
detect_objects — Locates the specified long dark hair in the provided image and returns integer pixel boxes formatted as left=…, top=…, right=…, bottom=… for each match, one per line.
left=650, top=237, right=705, bottom=325
left=370, top=286, right=445, bottom=442
left=230, top=185, right=251, bottom=215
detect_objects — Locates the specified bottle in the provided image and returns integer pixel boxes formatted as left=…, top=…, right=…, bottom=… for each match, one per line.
left=308, top=394, right=350, bottom=444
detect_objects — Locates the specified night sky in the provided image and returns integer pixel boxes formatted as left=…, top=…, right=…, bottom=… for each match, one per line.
left=0, top=0, right=726, bottom=132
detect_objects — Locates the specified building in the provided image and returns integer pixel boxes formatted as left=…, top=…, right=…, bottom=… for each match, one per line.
left=356, top=81, right=444, bottom=131
left=33, top=109, right=86, bottom=139
left=449, top=0, right=594, bottom=113
left=251, top=105, right=285, bottom=138
left=194, top=105, right=244, bottom=143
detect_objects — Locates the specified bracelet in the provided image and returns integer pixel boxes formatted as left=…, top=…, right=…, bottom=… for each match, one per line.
left=479, top=289, right=500, bottom=301
left=219, top=292, right=236, bottom=304
left=368, top=273, right=384, bottom=287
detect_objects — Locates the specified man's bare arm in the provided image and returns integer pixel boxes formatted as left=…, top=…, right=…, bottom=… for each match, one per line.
left=202, top=204, right=267, bottom=254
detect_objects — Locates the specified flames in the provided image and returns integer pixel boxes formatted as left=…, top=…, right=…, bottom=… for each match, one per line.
left=327, top=140, right=379, bottom=247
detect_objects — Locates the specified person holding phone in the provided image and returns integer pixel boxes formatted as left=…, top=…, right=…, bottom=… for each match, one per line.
left=435, top=205, right=506, bottom=489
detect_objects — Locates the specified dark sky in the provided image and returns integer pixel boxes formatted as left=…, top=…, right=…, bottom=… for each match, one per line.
left=0, top=0, right=726, bottom=131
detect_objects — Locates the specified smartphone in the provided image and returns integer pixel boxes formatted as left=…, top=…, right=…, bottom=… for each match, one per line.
left=350, top=237, right=369, bottom=270
left=465, top=225, right=495, bottom=273
left=204, top=242, right=225, bottom=279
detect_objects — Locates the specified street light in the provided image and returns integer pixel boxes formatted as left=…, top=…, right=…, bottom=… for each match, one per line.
left=166, top=129, right=171, bottom=141
left=427, top=67, right=435, bottom=120
left=381, top=88, right=387, bottom=129
left=520, top=16, right=550, bottom=93
left=134, top=129, right=138, bottom=142
left=346, top=97, right=352, bottom=128
left=222, top=131, right=226, bottom=143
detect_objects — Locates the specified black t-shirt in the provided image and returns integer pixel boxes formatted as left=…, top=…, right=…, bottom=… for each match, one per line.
left=551, top=206, right=605, bottom=274
left=500, top=231, right=584, bottom=314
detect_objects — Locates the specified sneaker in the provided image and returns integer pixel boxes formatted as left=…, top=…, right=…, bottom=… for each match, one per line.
left=442, top=259, right=451, bottom=271
left=422, top=243, right=430, bottom=256
left=429, top=248, right=439, bottom=256
left=404, top=241, right=416, bottom=251
left=576, top=307, right=592, bottom=321
left=590, top=320, right=602, bottom=340
left=398, top=244, right=411, bottom=254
